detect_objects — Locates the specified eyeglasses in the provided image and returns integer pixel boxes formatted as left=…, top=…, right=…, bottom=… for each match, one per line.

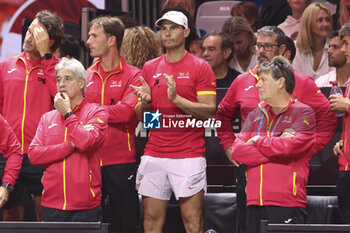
left=254, top=43, right=279, bottom=51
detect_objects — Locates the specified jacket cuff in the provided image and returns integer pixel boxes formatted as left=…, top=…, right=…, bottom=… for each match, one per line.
left=2, top=176, right=14, bottom=186
left=63, top=141, right=75, bottom=154
left=65, top=114, right=77, bottom=125
left=223, top=142, right=234, bottom=152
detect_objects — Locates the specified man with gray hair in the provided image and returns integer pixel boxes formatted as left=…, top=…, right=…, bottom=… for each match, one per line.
left=28, top=57, right=108, bottom=222
left=231, top=56, right=316, bottom=233
left=216, top=26, right=336, bottom=233
left=202, top=31, right=240, bottom=87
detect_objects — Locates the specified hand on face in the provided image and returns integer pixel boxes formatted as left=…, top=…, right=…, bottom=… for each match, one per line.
left=54, top=92, right=72, bottom=116
left=33, top=25, right=51, bottom=56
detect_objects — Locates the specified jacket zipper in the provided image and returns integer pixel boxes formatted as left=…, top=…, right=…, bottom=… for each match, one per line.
left=18, top=57, right=42, bottom=152
left=91, top=63, right=122, bottom=166
left=62, top=127, right=68, bottom=210
left=258, top=104, right=289, bottom=206
left=293, top=172, right=297, bottom=196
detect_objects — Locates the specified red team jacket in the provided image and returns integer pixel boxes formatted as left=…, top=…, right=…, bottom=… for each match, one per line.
left=231, top=100, right=316, bottom=208
left=28, top=98, right=108, bottom=210
left=85, top=57, right=140, bottom=166
left=0, top=52, right=58, bottom=153
left=339, top=84, right=350, bottom=170
left=0, top=114, right=22, bottom=186
left=216, top=66, right=337, bottom=154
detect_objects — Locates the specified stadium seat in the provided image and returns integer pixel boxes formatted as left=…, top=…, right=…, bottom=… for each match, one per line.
left=196, top=1, right=241, bottom=35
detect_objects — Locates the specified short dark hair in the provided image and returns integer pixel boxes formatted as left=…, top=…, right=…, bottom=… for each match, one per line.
left=190, top=37, right=204, bottom=48
left=231, top=1, right=262, bottom=31
left=35, top=10, right=64, bottom=52
left=118, top=15, right=139, bottom=29
left=283, top=36, right=296, bottom=62
left=257, top=26, right=286, bottom=46
left=330, top=30, right=339, bottom=40
left=90, top=16, right=125, bottom=50
left=204, top=31, right=233, bottom=62
left=257, top=56, right=295, bottom=94
left=59, top=34, right=81, bottom=60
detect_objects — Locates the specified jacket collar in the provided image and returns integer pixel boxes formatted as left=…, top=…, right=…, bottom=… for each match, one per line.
left=249, top=65, right=259, bottom=81
left=88, top=56, right=126, bottom=74
left=258, top=98, right=295, bottom=117
left=72, top=97, right=88, bottom=113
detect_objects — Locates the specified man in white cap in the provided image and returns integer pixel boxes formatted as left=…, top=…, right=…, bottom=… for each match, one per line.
left=131, top=7, right=216, bottom=233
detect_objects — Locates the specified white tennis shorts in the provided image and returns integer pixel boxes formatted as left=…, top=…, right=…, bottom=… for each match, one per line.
left=136, top=155, right=207, bottom=200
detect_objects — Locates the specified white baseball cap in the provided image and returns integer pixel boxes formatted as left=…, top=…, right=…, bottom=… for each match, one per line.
left=155, top=11, right=188, bottom=29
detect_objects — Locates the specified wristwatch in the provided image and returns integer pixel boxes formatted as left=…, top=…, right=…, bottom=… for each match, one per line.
left=1, top=182, right=13, bottom=192
left=64, top=111, right=74, bottom=120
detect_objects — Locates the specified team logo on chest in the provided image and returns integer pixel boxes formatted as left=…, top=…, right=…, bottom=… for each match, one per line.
left=37, top=69, right=44, bottom=75
left=110, top=80, right=122, bottom=87
left=7, top=68, right=16, bottom=73
left=153, top=73, right=162, bottom=79
left=177, top=71, right=190, bottom=79
left=282, top=115, right=292, bottom=124
left=254, top=116, right=263, bottom=122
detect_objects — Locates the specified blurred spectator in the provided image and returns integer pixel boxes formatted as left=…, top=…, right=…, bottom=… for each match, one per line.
left=222, top=16, right=257, bottom=73
left=163, top=0, right=195, bottom=18
left=189, top=37, right=204, bottom=58
left=53, top=34, right=81, bottom=60
left=278, top=0, right=311, bottom=40
left=283, top=36, right=297, bottom=62
left=293, top=2, right=333, bottom=80
left=202, top=31, right=240, bottom=87
left=333, top=0, right=350, bottom=30
left=260, top=0, right=291, bottom=26
left=120, top=26, right=162, bottom=69
left=231, top=1, right=262, bottom=31
left=316, top=30, right=350, bottom=87
left=118, top=14, right=139, bottom=29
